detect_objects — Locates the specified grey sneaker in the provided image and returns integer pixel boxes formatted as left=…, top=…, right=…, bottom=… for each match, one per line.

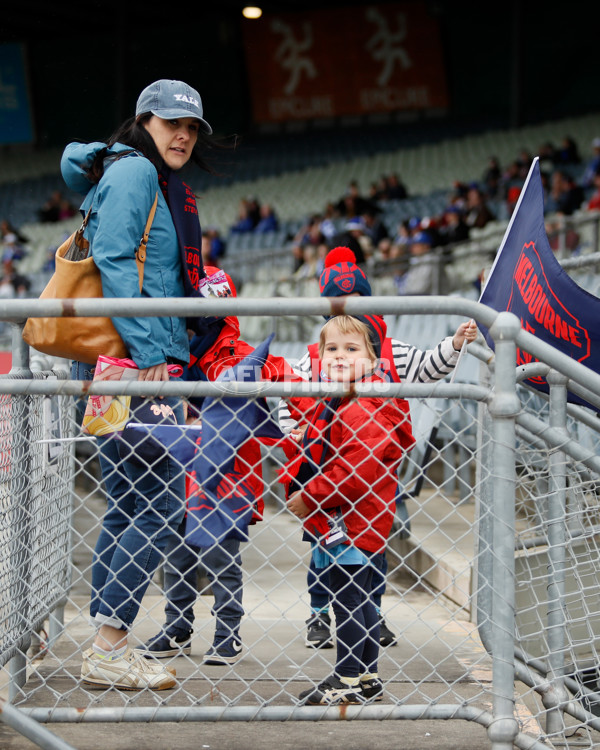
left=81, top=648, right=176, bottom=690
left=203, top=634, right=243, bottom=665
left=379, top=618, right=398, bottom=647
left=136, top=629, right=192, bottom=658
left=305, top=612, right=334, bottom=649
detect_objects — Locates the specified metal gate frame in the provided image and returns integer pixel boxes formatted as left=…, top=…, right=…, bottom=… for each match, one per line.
left=2, top=294, right=600, bottom=750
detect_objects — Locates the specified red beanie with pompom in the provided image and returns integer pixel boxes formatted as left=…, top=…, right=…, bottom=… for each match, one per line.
left=319, top=246, right=372, bottom=297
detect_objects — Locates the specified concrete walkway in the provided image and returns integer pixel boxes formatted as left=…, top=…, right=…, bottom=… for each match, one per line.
left=0, top=490, right=555, bottom=750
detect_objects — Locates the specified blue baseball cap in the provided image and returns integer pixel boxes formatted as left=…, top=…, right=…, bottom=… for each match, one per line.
left=412, top=231, right=433, bottom=245
left=136, top=79, right=212, bottom=134
left=344, top=217, right=365, bottom=231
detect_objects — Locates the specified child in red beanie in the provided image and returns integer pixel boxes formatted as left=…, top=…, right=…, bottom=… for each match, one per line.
left=283, top=314, right=415, bottom=705
left=279, top=246, right=477, bottom=651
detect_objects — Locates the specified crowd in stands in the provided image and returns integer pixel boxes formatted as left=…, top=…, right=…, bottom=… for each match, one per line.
left=274, top=133, right=600, bottom=296
left=0, top=219, right=31, bottom=309
left=37, top=190, right=77, bottom=224
left=3, top=131, right=600, bottom=307
left=0, top=188, right=84, bottom=309
left=0, top=219, right=28, bottom=264
left=201, top=226, right=227, bottom=267
left=0, top=222, right=31, bottom=334
left=230, top=197, right=280, bottom=235
left=0, top=257, right=30, bottom=300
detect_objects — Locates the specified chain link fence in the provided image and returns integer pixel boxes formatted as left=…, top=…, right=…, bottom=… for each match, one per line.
left=1, top=295, right=600, bottom=749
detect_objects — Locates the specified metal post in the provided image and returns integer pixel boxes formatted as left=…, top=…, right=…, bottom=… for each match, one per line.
left=0, top=696, right=77, bottom=750
left=475, top=360, right=494, bottom=631
left=48, top=606, right=65, bottom=649
left=7, top=323, right=33, bottom=702
left=543, top=370, right=570, bottom=740
left=486, top=312, right=521, bottom=750
left=8, top=649, right=28, bottom=704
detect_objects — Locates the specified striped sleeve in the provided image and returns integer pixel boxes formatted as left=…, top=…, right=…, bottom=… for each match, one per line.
left=277, top=336, right=459, bottom=429
left=391, top=336, right=459, bottom=383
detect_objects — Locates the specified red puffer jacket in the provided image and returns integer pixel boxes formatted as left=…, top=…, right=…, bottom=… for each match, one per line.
left=282, top=374, right=415, bottom=553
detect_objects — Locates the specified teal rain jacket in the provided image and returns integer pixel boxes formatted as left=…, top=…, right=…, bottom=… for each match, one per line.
left=61, top=141, right=189, bottom=369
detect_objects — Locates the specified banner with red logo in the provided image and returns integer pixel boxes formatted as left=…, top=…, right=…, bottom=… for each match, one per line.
left=242, top=3, right=448, bottom=123
left=479, top=157, right=600, bottom=409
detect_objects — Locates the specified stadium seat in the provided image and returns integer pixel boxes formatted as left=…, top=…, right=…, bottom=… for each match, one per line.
left=4, top=111, right=600, bottom=297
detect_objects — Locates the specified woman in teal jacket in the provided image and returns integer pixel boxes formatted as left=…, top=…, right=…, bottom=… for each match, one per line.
left=65, top=79, right=216, bottom=691
left=62, top=140, right=190, bottom=368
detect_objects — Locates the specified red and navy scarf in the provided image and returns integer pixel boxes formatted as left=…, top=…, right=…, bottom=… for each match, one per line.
left=300, top=357, right=391, bottom=475
left=158, top=168, right=208, bottom=334
left=301, top=396, right=342, bottom=480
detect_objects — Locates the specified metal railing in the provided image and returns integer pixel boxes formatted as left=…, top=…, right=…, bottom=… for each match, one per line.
left=1, top=295, right=600, bottom=749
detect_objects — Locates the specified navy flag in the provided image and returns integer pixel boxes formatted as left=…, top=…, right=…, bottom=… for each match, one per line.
left=125, top=334, right=285, bottom=547
left=479, top=157, right=600, bottom=409
left=186, top=333, right=284, bottom=547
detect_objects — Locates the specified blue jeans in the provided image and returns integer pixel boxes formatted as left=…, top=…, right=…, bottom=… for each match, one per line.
left=162, top=516, right=244, bottom=640
left=73, top=360, right=186, bottom=631
left=308, top=549, right=387, bottom=612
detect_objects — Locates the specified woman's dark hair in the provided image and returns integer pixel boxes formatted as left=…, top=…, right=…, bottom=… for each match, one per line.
left=85, top=113, right=236, bottom=184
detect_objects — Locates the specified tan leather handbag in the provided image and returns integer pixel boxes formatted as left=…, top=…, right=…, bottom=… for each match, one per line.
left=22, top=193, right=158, bottom=364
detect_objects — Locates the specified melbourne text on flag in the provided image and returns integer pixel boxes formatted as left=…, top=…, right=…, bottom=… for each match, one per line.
left=479, top=157, right=600, bottom=408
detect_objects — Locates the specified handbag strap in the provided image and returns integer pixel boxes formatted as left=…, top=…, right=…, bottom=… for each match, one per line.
left=73, top=207, right=93, bottom=249
left=134, top=191, right=158, bottom=290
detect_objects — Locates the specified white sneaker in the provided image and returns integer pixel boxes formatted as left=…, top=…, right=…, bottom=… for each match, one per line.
left=81, top=648, right=177, bottom=690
